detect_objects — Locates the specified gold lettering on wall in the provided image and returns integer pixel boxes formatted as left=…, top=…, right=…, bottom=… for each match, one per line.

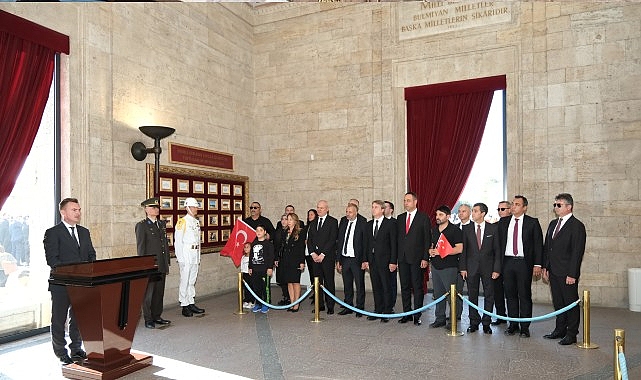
left=399, top=1, right=513, bottom=40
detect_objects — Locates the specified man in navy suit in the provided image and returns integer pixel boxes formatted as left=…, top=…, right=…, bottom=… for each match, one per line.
left=336, top=203, right=368, bottom=317
left=44, top=198, right=96, bottom=365
left=396, top=192, right=431, bottom=326
left=460, top=203, right=501, bottom=334
left=307, top=200, right=339, bottom=314
left=363, top=200, right=398, bottom=322
left=498, top=195, right=543, bottom=338
left=542, top=193, right=586, bottom=346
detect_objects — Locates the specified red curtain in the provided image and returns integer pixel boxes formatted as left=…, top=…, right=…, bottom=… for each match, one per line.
left=405, top=75, right=506, bottom=223
left=0, top=11, right=69, bottom=210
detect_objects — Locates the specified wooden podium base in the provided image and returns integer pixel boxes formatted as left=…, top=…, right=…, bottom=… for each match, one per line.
left=61, top=352, right=153, bottom=380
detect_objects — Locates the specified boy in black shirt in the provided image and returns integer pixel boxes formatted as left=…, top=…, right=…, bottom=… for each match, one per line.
left=249, top=225, right=275, bottom=313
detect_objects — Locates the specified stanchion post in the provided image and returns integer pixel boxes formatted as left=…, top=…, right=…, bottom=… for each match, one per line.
left=446, top=284, right=463, bottom=336
left=614, top=328, right=625, bottom=380
left=311, top=277, right=323, bottom=323
left=577, top=290, right=598, bottom=349
left=234, top=272, right=247, bottom=315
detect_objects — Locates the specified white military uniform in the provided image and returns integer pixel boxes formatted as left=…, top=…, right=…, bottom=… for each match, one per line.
left=174, top=213, right=201, bottom=306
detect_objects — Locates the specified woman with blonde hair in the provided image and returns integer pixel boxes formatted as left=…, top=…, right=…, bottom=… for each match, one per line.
left=280, top=213, right=306, bottom=311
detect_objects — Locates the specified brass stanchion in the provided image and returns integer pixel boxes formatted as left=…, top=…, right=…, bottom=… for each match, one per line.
left=577, top=290, right=598, bottom=349
left=311, top=277, right=323, bottom=323
left=446, top=284, right=463, bottom=336
left=233, top=272, right=247, bottom=315
left=614, top=329, right=625, bottom=380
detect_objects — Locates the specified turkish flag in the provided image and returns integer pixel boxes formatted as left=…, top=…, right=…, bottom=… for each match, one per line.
left=220, top=218, right=256, bottom=267
left=436, top=232, right=454, bottom=258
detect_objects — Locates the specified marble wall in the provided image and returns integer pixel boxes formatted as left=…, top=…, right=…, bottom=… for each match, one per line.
left=1, top=1, right=639, bottom=307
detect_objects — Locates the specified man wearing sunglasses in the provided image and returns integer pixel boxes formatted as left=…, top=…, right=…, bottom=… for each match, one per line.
left=542, top=193, right=586, bottom=346
left=491, top=200, right=512, bottom=325
left=243, top=202, right=275, bottom=240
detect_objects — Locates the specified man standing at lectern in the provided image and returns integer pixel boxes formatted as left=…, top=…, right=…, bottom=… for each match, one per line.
left=135, top=197, right=171, bottom=329
left=44, top=198, right=96, bottom=365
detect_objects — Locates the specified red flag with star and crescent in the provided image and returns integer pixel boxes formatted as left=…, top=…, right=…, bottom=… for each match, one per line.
left=220, top=218, right=256, bottom=267
left=436, top=232, right=454, bottom=258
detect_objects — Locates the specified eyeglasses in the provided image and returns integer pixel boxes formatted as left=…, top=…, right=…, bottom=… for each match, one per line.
left=553, top=203, right=566, bottom=208
left=250, top=206, right=259, bottom=209
left=497, top=207, right=508, bottom=211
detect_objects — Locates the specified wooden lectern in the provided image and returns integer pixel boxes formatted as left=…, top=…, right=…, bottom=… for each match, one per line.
left=50, top=256, right=158, bottom=380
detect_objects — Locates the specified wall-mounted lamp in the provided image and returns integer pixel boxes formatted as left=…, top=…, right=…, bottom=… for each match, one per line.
left=131, top=126, right=175, bottom=197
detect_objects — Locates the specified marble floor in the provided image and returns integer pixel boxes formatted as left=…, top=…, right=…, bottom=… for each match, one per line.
left=0, top=288, right=640, bottom=380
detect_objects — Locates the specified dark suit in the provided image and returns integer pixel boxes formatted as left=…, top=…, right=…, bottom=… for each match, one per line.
left=498, top=214, right=543, bottom=330
left=397, top=210, right=431, bottom=320
left=307, top=214, right=338, bottom=311
left=460, top=222, right=501, bottom=326
left=337, top=216, right=367, bottom=309
left=136, top=218, right=170, bottom=323
left=543, top=215, right=586, bottom=338
left=365, top=217, right=397, bottom=314
left=44, top=222, right=96, bottom=357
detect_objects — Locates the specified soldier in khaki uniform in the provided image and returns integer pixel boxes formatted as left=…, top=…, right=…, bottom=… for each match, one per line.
left=174, top=197, right=205, bottom=317
left=135, top=197, right=171, bottom=328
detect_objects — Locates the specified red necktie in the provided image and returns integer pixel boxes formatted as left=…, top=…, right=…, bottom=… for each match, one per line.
left=552, top=218, right=562, bottom=239
left=513, top=218, right=519, bottom=256
left=405, top=213, right=411, bottom=234
left=476, top=224, right=482, bottom=249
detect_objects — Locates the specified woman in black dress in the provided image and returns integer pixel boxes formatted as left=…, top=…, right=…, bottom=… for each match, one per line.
left=280, top=213, right=306, bottom=311
left=273, top=214, right=290, bottom=305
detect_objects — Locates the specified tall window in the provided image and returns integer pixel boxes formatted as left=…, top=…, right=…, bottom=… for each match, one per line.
left=0, top=57, right=58, bottom=342
left=451, top=90, right=506, bottom=223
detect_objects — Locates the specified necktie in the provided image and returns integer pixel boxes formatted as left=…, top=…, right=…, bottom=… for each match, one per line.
left=374, top=219, right=379, bottom=238
left=513, top=218, right=519, bottom=256
left=552, top=218, right=562, bottom=239
left=405, top=213, right=411, bottom=234
left=343, top=221, right=353, bottom=255
left=317, top=217, right=323, bottom=231
left=70, top=226, right=79, bottom=247
left=476, top=224, right=482, bottom=249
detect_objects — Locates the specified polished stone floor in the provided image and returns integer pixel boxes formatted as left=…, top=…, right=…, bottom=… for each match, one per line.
left=0, top=288, right=640, bottom=380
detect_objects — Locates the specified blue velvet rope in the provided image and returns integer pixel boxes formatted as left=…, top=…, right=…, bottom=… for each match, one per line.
left=458, top=294, right=580, bottom=322
left=320, top=285, right=448, bottom=318
left=242, top=280, right=312, bottom=310
left=618, top=351, right=628, bottom=380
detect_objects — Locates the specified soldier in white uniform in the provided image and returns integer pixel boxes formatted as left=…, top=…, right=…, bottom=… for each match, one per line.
left=174, top=197, right=205, bottom=317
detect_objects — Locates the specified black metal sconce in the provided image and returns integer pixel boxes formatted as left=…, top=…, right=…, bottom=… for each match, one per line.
left=131, top=126, right=175, bottom=197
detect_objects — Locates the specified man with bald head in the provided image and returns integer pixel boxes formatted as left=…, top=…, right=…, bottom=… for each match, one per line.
left=307, top=200, right=339, bottom=314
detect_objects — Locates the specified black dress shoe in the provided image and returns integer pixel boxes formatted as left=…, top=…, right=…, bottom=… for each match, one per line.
left=491, top=319, right=506, bottom=325
left=467, top=325, right=479, bottom=333
left=71, top=350, right=87, bottom=360
left=337, top=309, right=353, bottom=315
left=311, top=306, right=326, bottom=313
left=188, top=304, right=205, bottom=313
left=543, top=331, right=565, bottom=339
left=398, top=316, right=412, bottom=324
left=559, top=335, right=577, bottom=345
left=367, top=316, right=378, bottom=321
left=483, top=325, right=492, bottom=334
left=414, top=319, right=422, bottom=326
left=182, top=306, right=193, bottom=317
left=290, top=307, right=299, bottom=313
left=520, top=329, right=531, bottom=338
left=380, top=318, right=389, bottom=323
left=355, top=313, right=363, bottom=318
left=145, top=321, right=156, bottom=329
left=58, top=354, right=73, bottom=365
left=505, top=325, right=519, bottom=335
left=326, top=309, right=334, bottom=315
left=429, top=320, right=446, bottom=328
left=154, top=318, right=171, bottom=325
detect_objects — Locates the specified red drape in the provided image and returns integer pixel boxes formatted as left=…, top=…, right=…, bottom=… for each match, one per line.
left=0, top=11, right=69, bottom=210
left=405, top=75, right=506, bottom=224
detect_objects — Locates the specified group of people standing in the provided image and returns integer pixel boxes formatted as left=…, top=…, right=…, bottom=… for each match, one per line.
left=244, top=192, right=586, bottom=349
